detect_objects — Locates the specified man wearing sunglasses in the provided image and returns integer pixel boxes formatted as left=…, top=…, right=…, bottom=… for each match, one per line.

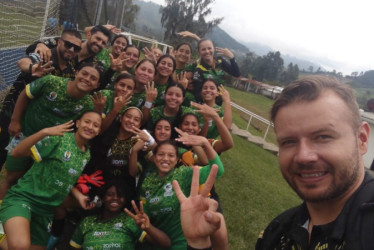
left=0, top=29, right=82, bottom=172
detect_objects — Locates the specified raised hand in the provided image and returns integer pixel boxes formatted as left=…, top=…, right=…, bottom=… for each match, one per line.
left=113, top=95, right=131, bottom=113
left=174, top=71, right=188, bottom=89
left=31, top=61, right=55, bottom=77
left=145, top=81, right=157, bottom=103
left=190, top=102, right=220, bottom=119
left=218, top=85, right=230, bottom=103
left=215, top=47, right=234, bottom=59
left=125, top=200, right=150, bottom=230
left=90, top=91, right=107, bottom=114
left=103, top=24, right=121, bottom=34
left=110, top=53, right=126, bottom=71
left=35, top=43, right=52, bottom=62
left=177, top=31, right=201, bottom=41
left=175, top=127, right=208, bottom=147
left=173, top=165, right=221, bottom=248
left=42, top=120, right=75, bottom=137
left=142, top=47, right=157, bottom=62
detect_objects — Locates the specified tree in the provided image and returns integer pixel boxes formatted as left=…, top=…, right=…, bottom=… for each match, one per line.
left=250, top=51, right=284, bottom=82
left=239, top=51, right=257, bottom=78
left=308, top=65, right=314, bottom=73
left=160, top=0, right=223, bottom=44
left=280, top=63, right=299, bottom=84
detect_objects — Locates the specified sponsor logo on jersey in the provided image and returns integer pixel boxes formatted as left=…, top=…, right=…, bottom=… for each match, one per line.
left=93, top=231, right=109, bottom=237
left=73, top=105, right=83, bottom=114
left=145, top=190, right=151, bottom=199
left=55, top=179, right=63, bottom=187
left=149, top=196, right=160, bottom=204
left=47, top=91, right=57, bottom=101
left=111, top=159, right=125, bottom=166
left=82, top=159, right=87, bottom=169
left=68, top=168, right=77, bottom=176
left=21, top=203, right=31, bottom=210
left=163, top=183, right=173, bottom=197
left=103, top=243, right=121, bottom=249
left=113, top=222, right=123, bottom=230
left=160, top=207, right=173, bottom=214
left=63, top=151, right=71, bottom=161
left=52, top=107, right=65, bottom=116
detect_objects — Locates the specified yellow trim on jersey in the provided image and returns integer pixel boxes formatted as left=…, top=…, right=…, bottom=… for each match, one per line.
left=69, top=240, right=82, bottom=249
left=196, top=60, right=208, bottom=71
left=211, top=139, right=218, bottom=148
left=0, top=234, right=6, bottom=245
left=139, top=231, right=147, bottom=243
left=25, top=84, right=34, bottom=99
left=30, top=145, right=42, bottom=163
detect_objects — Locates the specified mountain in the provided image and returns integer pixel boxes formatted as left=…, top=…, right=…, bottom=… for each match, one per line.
left=133, top=0, right=323, bottom=71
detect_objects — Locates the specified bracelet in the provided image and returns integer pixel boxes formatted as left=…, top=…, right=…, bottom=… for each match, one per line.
left=187, top=245, right=212, bottom=250
left=144, top=101, right=153, bottom=109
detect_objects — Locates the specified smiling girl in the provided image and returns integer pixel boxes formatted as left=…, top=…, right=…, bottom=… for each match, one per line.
left=0, top=111, right=102, bottom=249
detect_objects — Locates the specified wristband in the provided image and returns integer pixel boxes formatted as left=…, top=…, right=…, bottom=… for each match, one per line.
left=187, top=245, right=212, bottom=250
left=144, top=101, right=153, bottom=109
left=142, top=129, right=155, bottom=146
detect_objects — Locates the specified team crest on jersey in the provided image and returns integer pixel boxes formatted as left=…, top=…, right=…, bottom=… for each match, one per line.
left=161, top=91, right=165, bottom=100
left=63, top=151, right=71, bottom=161
left=68, top=168, right=77, bottom=176
left=47, top=91, right=57, bottom=101
left=163, top=183, right=173, bottom=197
left=145, top=190, right=151, bottom=199
left=113, top=222, right=123, bottom=230
left=93, top=231, right=109, bottom=237
left=74, top=105, right=83, bottom=113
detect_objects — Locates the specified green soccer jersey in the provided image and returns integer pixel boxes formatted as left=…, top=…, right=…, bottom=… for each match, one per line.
left=95, top=48, right=112, bottom=73
left=100, top=89, right=115, bottom=115
left=140, top=155, right=224, bottom=250
left=6, top=132, right=90, bottom=215
left=147, top=105, right=197, bottom=131
left=22, top=75, right=94, bottom=136
left=153, top=83, right=168, bottom=107
left=70, top=213, right=143, bottom=250
left=197, top=104, right=224, bottom=139
left=129, top=90, right=146, bottom=108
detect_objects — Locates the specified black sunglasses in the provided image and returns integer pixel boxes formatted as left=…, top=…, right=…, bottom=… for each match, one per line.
left=61, top=39, right=81, bottom=52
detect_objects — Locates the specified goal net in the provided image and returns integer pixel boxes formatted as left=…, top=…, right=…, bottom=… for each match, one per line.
left=0, top=0, right=61, bottom=94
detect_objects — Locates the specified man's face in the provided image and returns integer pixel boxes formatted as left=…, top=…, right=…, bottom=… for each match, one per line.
left=57, top=34, right=82, bottom=61
left=274, top=90, right=369, bottom=203
left=87, top=31, right=108, bottom=55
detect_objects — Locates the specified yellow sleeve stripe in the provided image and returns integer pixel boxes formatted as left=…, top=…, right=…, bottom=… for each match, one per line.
left=25, top=84, right=34, bottom=99
left=69, top=240, right=82, bottom=249
left=211, top=139, right=218, bottom=148
left=139, top=231, right=147, bottom=243
left=30, top=145, right=41, bottom=163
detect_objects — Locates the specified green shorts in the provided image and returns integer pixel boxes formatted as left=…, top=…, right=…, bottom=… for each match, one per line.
left=5, top=154, right=33, bottom=172
left=0, top=193, right=53, bottom=246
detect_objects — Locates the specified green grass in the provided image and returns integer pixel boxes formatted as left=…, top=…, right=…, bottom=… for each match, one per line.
left=217, top=135, right=300, bottom=249
left=226, top=86, right=277, bottom=144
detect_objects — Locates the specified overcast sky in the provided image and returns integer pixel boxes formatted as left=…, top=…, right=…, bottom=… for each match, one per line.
left=147, top=0, right=374, bottom=75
